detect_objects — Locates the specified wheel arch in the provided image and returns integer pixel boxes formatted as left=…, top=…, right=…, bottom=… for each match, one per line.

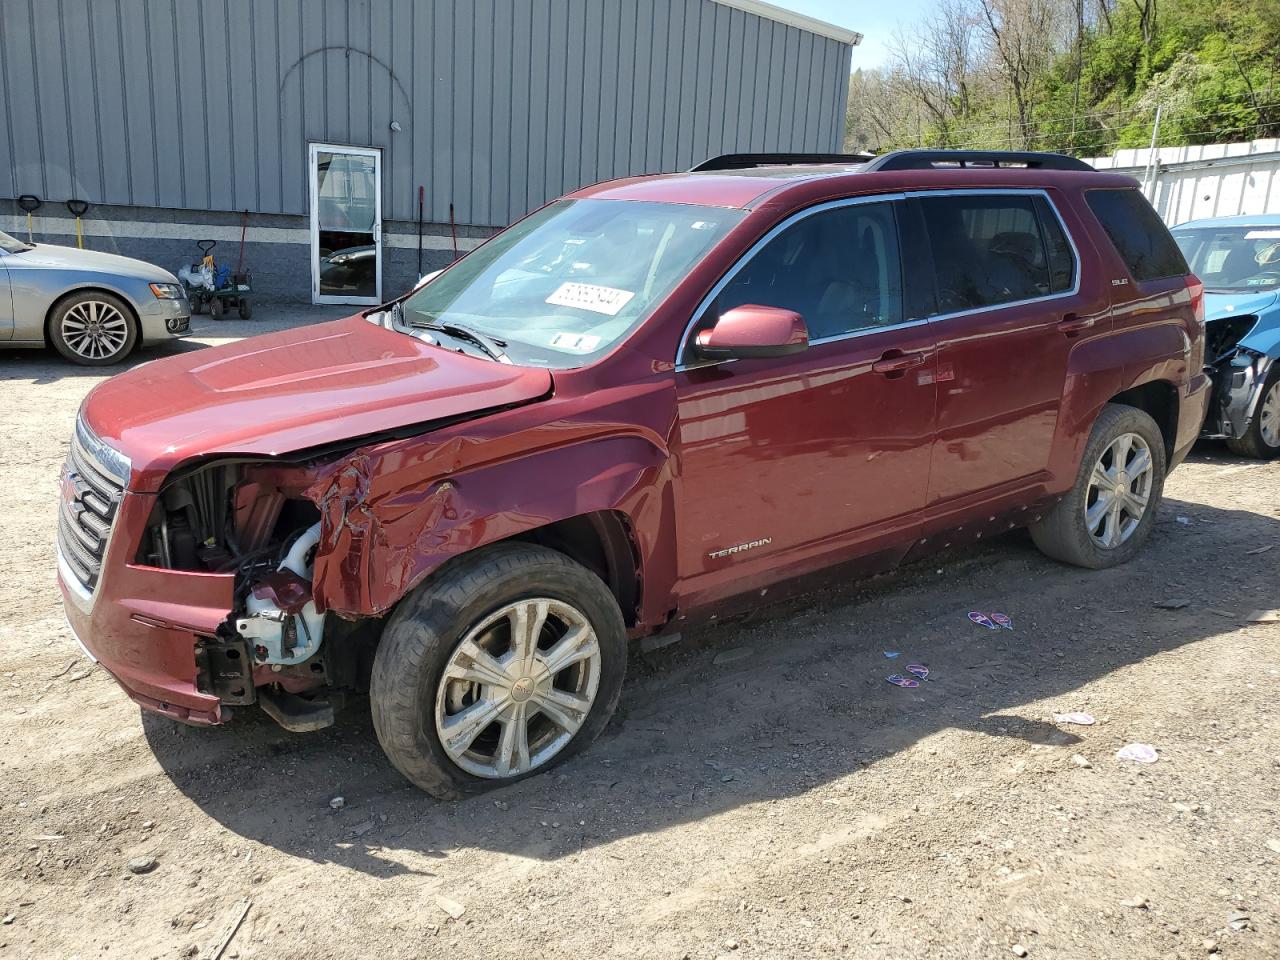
left=43, top=284, right=141, bottom=346
left=1108, top=379, right=1178, bottom=463
left=506, top=510, right=642, bottom=628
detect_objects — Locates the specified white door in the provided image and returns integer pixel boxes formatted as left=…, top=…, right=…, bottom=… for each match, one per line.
left=309, top=143, right=382, bottom=305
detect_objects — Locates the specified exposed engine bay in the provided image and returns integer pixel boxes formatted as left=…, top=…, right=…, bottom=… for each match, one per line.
left=136, top=460, right=369, bottom=730
left=1202, top=314, right=1272, bottom=440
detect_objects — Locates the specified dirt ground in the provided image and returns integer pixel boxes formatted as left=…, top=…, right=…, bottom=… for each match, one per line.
left=1, top=311, right=1278, bottom=960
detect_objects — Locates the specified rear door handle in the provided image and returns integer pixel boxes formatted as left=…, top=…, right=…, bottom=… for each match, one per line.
left=872, top=351, right=928, bottom=376
left=1057, top=313, right=1094, bottom=336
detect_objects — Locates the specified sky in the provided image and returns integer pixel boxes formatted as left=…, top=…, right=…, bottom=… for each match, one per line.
left=769, top=0, right=936, bottom=69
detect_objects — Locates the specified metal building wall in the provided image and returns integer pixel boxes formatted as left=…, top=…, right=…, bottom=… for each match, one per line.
left=0, top=0, right=852, bottom=229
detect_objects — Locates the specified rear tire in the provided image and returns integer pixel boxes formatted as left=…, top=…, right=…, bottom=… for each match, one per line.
left=237, top=297, right=253, bottom=320
left=1225, top=365, right=1280, bottom=459
left=1030, top=403, right=1167, bottom=569
left=208, top=296, right=224, bottom=320
left=48, top=291, right=138, bottom=366
left=370, top=543, right=627, bottom=799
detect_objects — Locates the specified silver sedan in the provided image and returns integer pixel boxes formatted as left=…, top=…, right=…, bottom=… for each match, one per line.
left=0, top=229, right=191, bottom=365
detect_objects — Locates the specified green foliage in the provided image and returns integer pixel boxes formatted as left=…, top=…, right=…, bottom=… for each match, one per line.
left=851, top=0, right=1280, bottom=155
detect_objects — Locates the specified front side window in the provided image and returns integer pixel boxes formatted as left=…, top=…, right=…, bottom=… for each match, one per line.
left=1086, top=188, right=1188, bottom=282
left=1171, top=226, right=1280, bottom=294
left=398, top=199, right=744, bottom=367
left=711, top=201, right=904, bottom=342
left=918, top=194, right=1063, bottom=312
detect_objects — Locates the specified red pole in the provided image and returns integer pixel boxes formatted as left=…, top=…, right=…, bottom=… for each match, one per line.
left=449, top=203, right=458, bottom=261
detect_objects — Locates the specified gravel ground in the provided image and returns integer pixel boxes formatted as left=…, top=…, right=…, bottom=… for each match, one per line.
left=1, top=311, right=1278, bottom=960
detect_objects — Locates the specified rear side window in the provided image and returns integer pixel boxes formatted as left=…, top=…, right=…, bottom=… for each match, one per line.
left=1086, top=188, right=1188, bottom=282
left=917, top=194, right=1066, bottom=312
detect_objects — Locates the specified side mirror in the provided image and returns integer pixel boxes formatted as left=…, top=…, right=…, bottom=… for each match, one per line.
left=694, top=304, right=809, bottom=361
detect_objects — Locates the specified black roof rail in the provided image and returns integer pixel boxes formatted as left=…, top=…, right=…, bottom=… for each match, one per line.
left=690, top=152, right=873, bottom=172
left=862, top=150, right=1094, bottom=172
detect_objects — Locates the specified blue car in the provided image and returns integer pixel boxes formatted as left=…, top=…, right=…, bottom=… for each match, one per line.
left=1172, top=215, right=1280, bottom=458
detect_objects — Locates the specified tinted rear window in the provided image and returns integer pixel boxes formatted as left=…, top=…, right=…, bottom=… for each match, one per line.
left=1086, top=189, right=1188, bottom=282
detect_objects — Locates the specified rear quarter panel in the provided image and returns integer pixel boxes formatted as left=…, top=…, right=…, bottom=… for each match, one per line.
left=1046, top=189, right=1199, bottom=483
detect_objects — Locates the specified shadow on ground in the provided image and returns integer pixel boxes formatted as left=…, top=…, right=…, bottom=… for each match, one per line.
left=141, top=485, right=1279, bottom=879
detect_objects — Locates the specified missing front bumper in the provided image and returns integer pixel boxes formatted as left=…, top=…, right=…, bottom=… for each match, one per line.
left=1202, top=351, right=1274, bottom=440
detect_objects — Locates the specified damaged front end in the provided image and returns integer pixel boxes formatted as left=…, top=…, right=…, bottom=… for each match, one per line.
left=137, top=460, right=369, bottom=731
left=1201, top=315, right=1273, bottom=440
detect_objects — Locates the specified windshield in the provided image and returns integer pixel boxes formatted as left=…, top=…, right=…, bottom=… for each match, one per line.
left=1172, top=226, right=1280, bottom=294
left=397, top=199, right=744, bottom=366
left=0, top=229, right=32, bottom=254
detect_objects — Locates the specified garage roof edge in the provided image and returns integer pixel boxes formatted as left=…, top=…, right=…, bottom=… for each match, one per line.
left=710, top=0, right=863, bottom=46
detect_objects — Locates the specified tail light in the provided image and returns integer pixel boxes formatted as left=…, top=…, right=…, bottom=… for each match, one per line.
left=1186, top=275, right=1205, bottom=327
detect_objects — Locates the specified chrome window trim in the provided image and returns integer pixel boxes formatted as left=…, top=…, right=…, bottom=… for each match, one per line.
left=674, top=187, right=1083, bottom=370
left=675, top=193, right=908, bottom=371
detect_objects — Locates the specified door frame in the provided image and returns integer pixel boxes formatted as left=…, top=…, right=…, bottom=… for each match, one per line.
left=308, top=142, right=383, bottom=306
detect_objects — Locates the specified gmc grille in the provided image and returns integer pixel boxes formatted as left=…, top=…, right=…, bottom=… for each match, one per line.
left=58, top=425, right=128, bottom=595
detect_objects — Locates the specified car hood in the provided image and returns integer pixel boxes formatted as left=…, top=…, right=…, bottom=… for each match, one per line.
left=81, top=315, right=553, bottom=490
left=1203, top=289, right=1278, bottom=323
left=8, top=243, right=179, bottom=282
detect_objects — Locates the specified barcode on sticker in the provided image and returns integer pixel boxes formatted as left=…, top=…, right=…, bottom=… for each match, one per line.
left=546, top=282, right=635, bottom=316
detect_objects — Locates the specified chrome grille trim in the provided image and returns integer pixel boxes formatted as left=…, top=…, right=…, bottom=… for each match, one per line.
left=56, top=419, right=130, bottom=603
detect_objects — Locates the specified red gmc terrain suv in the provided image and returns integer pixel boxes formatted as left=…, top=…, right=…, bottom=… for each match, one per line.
left=58, top=150, right=1209, bottom=797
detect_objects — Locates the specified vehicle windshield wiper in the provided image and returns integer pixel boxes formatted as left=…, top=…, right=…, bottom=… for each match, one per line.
left=404, top=313, right=508, bottom=362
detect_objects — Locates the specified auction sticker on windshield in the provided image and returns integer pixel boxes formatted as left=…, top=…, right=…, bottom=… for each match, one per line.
left=546, top=282, right=635, bottom=316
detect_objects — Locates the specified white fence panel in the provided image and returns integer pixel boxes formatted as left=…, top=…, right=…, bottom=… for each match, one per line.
left=1084, top=138, right=1280, bottom=226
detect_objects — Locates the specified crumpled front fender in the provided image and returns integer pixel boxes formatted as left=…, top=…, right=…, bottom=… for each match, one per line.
left=304, top=428, right=671, bottom=618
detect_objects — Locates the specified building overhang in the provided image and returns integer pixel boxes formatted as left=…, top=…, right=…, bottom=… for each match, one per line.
left=711, top=0, right=863, bottom=46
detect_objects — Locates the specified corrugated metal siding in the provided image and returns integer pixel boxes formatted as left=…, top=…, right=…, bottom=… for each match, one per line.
left=0, top=0, right=851, bottom=228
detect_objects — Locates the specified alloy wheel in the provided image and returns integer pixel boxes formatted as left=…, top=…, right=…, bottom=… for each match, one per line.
left=1260, top=379, right=1280, bottom=449
left=435, top=598, right=601, bottom=779
left=1084, top=431, right=1154, bottom=549
left=60, top=300, right=130, bottom=360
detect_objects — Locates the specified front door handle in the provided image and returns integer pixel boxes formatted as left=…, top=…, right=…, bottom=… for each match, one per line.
left=872, top=351, right=928, bottom=376
left=1057, top=313, right=1095, bottom=336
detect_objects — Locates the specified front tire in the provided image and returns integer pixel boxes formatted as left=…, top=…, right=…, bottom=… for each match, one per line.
left=1030, top=403, right=1167, bottom=569
left=370, top=543, right=627, bottom=799
left=1225, top=365, right=1280, bottom=459
left=48, top=291, right=138, bottom=365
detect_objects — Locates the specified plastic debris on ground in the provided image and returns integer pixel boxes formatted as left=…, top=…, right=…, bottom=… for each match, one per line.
left=1175, top=516, right=1192, bottom=525
left=969, top=611, right=999, bottom=630
left=886, top=674, right=920, bottom=688
left=906, top=663, right=929, bottom=680
left=990, top=612, right=1013, bottom=630
left=883, top=651, right=900, bottom=659
left=1053, top=712, right=1096, bottom=726
left=1116, top=743, right=1159, bottom=764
